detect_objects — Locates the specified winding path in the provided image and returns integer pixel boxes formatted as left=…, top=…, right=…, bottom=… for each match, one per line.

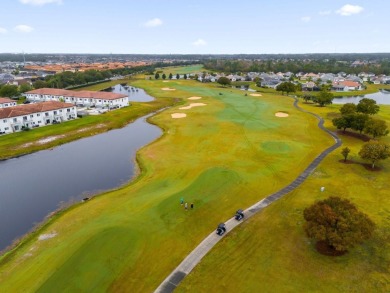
left=154, top=97, right=342, bottom=293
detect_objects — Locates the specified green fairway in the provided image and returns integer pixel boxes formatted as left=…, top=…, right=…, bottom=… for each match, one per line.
left=177, top=102, right=390, bottom=293
left=0, top=78, right=340, bottom=292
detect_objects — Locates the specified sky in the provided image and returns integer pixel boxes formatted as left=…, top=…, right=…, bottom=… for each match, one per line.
left=0, top=0, right=389, bottom=54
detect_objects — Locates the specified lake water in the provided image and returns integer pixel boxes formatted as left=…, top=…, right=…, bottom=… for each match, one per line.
left=103, top=84, right=154, bottom=102
left=333, top=90, right=390, bottom=105
left=0, top=114, right=161, bottom=251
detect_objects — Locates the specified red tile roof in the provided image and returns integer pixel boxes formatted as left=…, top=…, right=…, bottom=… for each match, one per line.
left=0, top=101, right=74, bottom=119
left=26, top=88, right=128, bottom=100
left=0, top=97, right=15, bottom=104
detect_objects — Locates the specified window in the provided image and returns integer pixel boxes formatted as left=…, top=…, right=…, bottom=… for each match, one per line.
left=54, top=111, right=57, bottom=115
left=45, top=112, right=49, bottom=116
left=3, top=119, right=6, bottom=123
left=23, top=116, right=27, bottom=121
left=67, top=109, right=70, bottom=112
left=13, top=118, right=17, bottom=122
left=30, top=115, right=33, bottom=118
left=60, top=110, right=62, bottom=113
left=37, top=113, right=40, bottom=117
left=5, top=127, right=9, bottom=130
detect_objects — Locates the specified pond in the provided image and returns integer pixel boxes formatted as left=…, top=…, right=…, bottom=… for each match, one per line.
left=0, top=114, right=161, bottom=251
left=102, top=84, right=154, bottom=102
left=333, top=90, right=390, bottom=105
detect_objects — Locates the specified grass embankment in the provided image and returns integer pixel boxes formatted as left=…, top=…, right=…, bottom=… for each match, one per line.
left=0, top=79, right=332, bottom=292
left=0, top=79, right=176, bottom=160
left=178, top=103, right=390, bottom=292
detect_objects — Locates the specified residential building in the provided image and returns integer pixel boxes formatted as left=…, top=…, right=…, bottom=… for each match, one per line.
left=25, top=88, right=129, bottom=108
left=0, top=101, right=77, bottom=134
left=0, top=97, right=17, bottom=108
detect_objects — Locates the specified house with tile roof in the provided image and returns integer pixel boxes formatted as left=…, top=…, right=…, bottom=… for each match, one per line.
left=0, top=101, right=77, bottom=134
left=0, top=98, right=17, bottom=108
left=25, top=88, right=129, bottom=109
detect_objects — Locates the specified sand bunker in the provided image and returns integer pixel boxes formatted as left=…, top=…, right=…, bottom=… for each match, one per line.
left=179, top=103, right=206, bottom=110
left=38, top=232, right=57, bottom=241
left=171, top=113, right=187, bottom=118
left=188, top=96, right=202, bottom=100
left=250, top=93, right=262, bottom=97
left=275, top=112, right=289, bottom=117
left=161, top=88, right=176, bottom=91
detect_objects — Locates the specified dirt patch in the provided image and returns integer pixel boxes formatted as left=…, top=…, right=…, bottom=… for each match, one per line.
left=179, top=103, right=206, bottom=110
left=161, top=88, right=176, bottom=91
left=171, top=113, right=186, bottom=119
left=275, top=112, right=289, bottom=117
left=76, top=124, right=106, bottom=133
left=37, top=135, right=66, bottom=144
left=337, top=130, right=370, bottom=142
left=316, top=241, right=347, bottom=256
left=188, top=96, right=202, bottom=100
left=249, top=93, right=262, bottom=97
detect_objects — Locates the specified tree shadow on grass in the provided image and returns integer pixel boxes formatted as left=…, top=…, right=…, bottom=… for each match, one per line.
left=338, top=159, right=382, bottom=171
left=316, top=241, right=347, bottom=257
left=337, top=130, right=370, bottom=142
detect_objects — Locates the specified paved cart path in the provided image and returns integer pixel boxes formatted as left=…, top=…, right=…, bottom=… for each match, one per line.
left=155, top=97, right=342, bottom=293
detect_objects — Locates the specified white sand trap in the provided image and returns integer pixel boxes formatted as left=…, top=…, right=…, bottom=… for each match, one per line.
left=275, top=112, right=289, bottom=117
left=179, top=103, right=206, bottom=110
left=161, top=88, right=176, bottom=91
left=250, top=93, right=262, bottom=97
left=188, top=96, right=202, bottom=100
left=38, top=232, right=57, bottom=241
left=171, top=113, right=187, bottom=118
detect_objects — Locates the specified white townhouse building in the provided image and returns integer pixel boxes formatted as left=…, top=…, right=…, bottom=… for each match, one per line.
left=0, top=101, right=77, bottom=134
left=25, top=88, right=129, bottom=109
left=0, top=97, right=17, bottom=108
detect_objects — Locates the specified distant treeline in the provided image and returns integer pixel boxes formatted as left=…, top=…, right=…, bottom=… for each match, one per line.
left=203, top=59, right=390, bottom=75
left=2, top=53, right=390, bottom=63
left=33, top=61, right=198, bottom=89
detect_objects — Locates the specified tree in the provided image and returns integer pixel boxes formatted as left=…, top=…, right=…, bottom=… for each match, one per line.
left=332, top=114, right=354, bottom=132
left=176, top=73, right=180, bottom=80
left=0, top=85, right=18, bottom=97
left=162, top=73, right=166, bottom=80
left=155, top=73, right=160, bottom=79
left=302, top=94, right=313, bottom=103
left=359, top=141, right=390, bottom=169
left=304, top=196, right=375, bottom=253
left=364, top=118, right=389, bottom=139
left=313, top=89, right=334, bottom=107
left=276, top=82, right=296, bottom=95
left=341, top=147, right=351, bottom=162
left=351, top=113, right=369, bottom=134
left=19, top=83, right=32, bottom=93
left=217, top=76, right=231, bottom=87
left=357, top=98, right=379, bottom=115
left=340, top=103, right=357, bottom=115
left=183, top=74, right=187, bottom=80
left=33, top=80, right=48, bottom=89
left=169, top=73, right=173, bottom=80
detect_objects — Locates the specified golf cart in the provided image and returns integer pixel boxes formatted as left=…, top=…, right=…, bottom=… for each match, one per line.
left=234, top=209, right=244, bottom=221
left=216, top=223, right=226, bottom=236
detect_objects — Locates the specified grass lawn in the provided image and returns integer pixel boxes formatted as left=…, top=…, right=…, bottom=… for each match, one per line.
left=156, top=64, right=204, bottom=75
left=0, top=79, right=333, bottom=292
left=177, top=103, right=390, bottom=292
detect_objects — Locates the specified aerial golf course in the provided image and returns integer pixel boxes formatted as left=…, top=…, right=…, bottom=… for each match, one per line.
left=0, top=67, right=389, bottom=292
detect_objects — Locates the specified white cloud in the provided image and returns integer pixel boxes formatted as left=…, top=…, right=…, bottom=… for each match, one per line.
left=336, top=4, right=364, bottom=16
left=14, top=25, right=34, bottom=33
left=319, top=10, right=331, bottom=15
left=0, top=27, right=7, bottom=34
left=143, top=18, right=163, bottom=28
left=19, top=0, right=62, bottom=5
left=301, top=16, right=311, bottom=22
left=192, top=39, right=207, bottom=46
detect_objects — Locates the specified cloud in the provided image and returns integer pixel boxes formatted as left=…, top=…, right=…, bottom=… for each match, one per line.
left=336, top=4, right=363, bottom=16
left=19, top=0, right=62, bottom=5
left=319, top=10, right=331, bottom=15
left=14, top=25, right=34, bottom=33
left=0, top=27, right=7, bottom=34
left=301, top=16, right=311, bottom=22
left=143, top=18, right=163, bottom=28
left=192, top=39, right=207, bottom=46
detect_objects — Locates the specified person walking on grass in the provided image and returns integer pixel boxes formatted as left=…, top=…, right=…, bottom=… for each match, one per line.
left=184, top=202, right=188, bottom=210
